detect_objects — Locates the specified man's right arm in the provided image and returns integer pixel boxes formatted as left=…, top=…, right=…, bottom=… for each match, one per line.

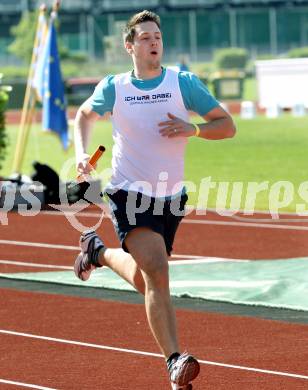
left=74, top=74, right=116, bottom=175
left=74, top=102, right=101, bottom=175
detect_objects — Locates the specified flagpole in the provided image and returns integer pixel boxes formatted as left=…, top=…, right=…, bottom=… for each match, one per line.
left=53, top=0, right=60, bottom=14
left=12, top=4, right=47, bottom=174
left=17, top=92, right=37, bottom=170
left=41, top=0, right=69, bottom=149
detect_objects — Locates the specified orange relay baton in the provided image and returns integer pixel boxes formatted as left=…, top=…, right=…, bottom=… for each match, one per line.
left=77, top=145, right=106, bottom=181
left=67, top=145, right=106, bottom=204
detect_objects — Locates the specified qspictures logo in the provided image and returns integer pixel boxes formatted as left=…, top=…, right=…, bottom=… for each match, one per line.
left=2, top=159, right=308, bottom=232
left=124, top=92, right=172, bottom=105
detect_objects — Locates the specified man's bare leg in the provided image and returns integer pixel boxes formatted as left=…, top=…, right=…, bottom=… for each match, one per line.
left=74, top=228, right=200, bottom=387
left=96, top=227, right=178, bottom=357
left=98, top=247, right=145, bottom=295
left=82, top=227, right=175, bottom=358
left=123, top=227, right=179, bottom=358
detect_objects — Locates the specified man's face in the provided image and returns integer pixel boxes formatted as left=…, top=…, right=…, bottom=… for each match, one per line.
left=126, top=21, right=163, bottom=69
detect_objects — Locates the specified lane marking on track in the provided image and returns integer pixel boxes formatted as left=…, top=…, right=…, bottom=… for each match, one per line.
left=1, top=329, right=307, bottom=381
left=0, top=379, right=57, bottom=389
left=0, top=260, right=72, bottom=270
left=0, top=240, right=79, bottom=251
left=40, top=208, right=308, bottom=218
left=171, top=258, right=249, bottom=264
left=0, top=240, right=213, bottom=260
left=40, top=210, right=109, bottom=218
left=202, top=206, right=308, bottom=217
left=204, top=207, right=308, bottom=217
left=11, top=210, right=308, bottom=229
left=0, top=257, right=248, bottom=271
left=172, top=254, right=205, bottom=259
left=230, top=215, right=308, bottom=223
left=182, top=219, right=308, bottom=231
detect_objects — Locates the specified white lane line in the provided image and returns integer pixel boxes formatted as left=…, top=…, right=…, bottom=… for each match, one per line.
left=170, top=258, right=249, bottom=265
left=0, top=257, right=246, bottom=272
left=40, top=207, right=308, bottom=218
left=198, top=360, right=308, bottom=380
left=171, top=254, right=204, bottom=259
left=0, top=379, right=57, bottom=389
left=231, top=215, right=308, bottom=223
left=0, top=329, right=307, bottom=381
left=183, top=219, right=308, bottom=231
left=204, top=207, right=308, bottom=217
left=0, top=260, right=72, bottom=270
left=40, top=210, right=109, bottom=218
left=10, top=209, right=308, bottom=229
left=0, top=239, right=207, bottom=260
left=0, top=240, right=79, bottom=251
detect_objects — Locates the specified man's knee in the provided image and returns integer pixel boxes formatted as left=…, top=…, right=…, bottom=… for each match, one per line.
left=132, top=267, right=146, bottom=295
left=142, top=253, right=169, bottom=288
left=124, top=228, right=169, bottom=286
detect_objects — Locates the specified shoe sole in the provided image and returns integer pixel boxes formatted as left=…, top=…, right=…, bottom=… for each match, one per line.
left=174, top=357, right=200, bottom=386
left=74, top=252, right=92, bottom=281
left=171, top=383, right=193, bottom=390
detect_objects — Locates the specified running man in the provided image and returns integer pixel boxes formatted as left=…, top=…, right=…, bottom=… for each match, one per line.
left=74, top=10, right=236, bottom=389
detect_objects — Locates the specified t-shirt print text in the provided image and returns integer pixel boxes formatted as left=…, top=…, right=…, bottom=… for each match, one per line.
left=124, top=93, right=172, bottom=105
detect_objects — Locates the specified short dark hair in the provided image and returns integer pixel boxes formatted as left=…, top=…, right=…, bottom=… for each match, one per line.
left=124, top=10, right=161, bottom=43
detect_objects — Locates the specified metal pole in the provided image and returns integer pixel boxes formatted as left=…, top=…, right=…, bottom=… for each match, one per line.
left=12, top=5, right=47, bottom=173
left=229, top=8, right=237, bottom=47
left=269, top=7, right=277, bottom=55
left=189, top=10, right=198, bottom=62
left=300, top=13, right=308, bottom=47
left=175, top=16, right=181, bottom=55
left=87, top=14, right=95, bottom=58
left=79, top=13, right=87, bottom=52
left=107, top=13, right=115, bottom=36
left=21, top=0, right=29, bottom=12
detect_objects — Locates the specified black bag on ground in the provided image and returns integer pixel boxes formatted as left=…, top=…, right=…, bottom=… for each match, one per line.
left=31, top=162, right=61, bottom=204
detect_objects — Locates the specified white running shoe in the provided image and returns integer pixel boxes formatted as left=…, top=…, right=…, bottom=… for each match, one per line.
left=74, top=230, right=104, bottom=281
left=169, top=353, right=200, bottom=389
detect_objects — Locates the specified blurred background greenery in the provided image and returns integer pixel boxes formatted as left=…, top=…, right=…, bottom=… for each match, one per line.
left=1, top=1, right=308, bottom=213
left=2, top=114, right=308, bottom=212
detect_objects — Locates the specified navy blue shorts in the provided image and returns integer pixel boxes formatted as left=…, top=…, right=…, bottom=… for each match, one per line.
left=106, top=189, right=188, bottom=256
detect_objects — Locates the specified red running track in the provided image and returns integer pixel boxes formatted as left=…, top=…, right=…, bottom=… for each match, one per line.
left=0, top=289, right=308, bottom=389
left=0, top=209, right=308, bottom=389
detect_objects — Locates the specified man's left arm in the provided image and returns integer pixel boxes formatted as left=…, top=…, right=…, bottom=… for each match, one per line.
left=159, top=107, right=236, bottom=140
left=158, top=71, right=236, bottom=139
left=196, top=105, right=236, bottom=140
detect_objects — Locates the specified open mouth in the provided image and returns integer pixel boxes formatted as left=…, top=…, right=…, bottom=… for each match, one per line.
left=150, top=50, right=158, bottom=55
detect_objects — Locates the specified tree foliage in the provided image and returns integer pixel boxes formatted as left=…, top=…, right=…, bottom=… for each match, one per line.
left=0, top=76, right=10, bottom=171
left=8, top=10, right=83, bottom=65
left=8, top=11, right=38, bottom=64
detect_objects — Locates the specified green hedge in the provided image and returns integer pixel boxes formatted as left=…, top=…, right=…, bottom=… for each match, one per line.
left=214, top=47, right=249, bottom=70
left=287, top=47, right=308, bottom=58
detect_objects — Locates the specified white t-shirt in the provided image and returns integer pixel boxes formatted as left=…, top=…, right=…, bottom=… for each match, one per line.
left=110, top=68, right=189, bottom=197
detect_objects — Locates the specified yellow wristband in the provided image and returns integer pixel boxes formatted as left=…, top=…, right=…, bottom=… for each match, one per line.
left=192, top=123, right=201, bottom=137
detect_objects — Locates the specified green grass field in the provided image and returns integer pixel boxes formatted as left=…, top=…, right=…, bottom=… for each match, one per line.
left=2, top=114, right=308, bottom=212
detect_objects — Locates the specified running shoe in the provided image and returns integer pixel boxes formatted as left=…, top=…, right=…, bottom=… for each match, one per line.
left=169, top=352, right=200, bottom=389
left=74, top=230, right=105, bottom=281
left=171, top=384, right=192, bottom=390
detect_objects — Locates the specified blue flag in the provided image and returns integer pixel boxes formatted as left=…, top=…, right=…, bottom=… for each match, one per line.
left=31, top=12, right=48, bottom=100
left=36, top=17, right=69, bottom=149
